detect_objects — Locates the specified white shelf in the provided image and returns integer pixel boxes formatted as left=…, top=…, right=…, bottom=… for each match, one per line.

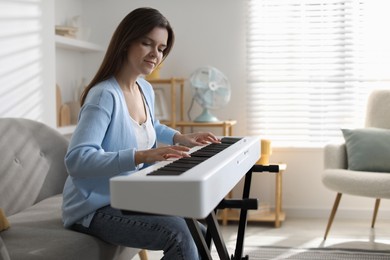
left=55, top=35, right=104, bottom=52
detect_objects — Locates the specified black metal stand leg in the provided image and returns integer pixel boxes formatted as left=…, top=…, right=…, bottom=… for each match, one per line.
left=185, top=218, right=212, bottom=260
left=205, top=211, right=231, bottom=260
left=186, top=212, right=230, bottom=260
left=186, top=165, right=263, bottom=260
left=233, top=168, right=253, bottom=260
left=205, top=210, right=217, bottom=249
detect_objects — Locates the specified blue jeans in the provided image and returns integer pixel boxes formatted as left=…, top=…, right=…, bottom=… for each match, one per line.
left=71, top=205, right=203, bottom=260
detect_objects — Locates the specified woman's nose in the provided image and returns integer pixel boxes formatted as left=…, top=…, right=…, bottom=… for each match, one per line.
left=150, top=47, right=158, bottom=57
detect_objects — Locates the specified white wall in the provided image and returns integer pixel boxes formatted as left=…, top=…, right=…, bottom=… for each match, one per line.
left=1, top=0, right=389, bottom=221
left=55, top=0, right=93, bottom=104
left=0, top=0, right=55, bottom=127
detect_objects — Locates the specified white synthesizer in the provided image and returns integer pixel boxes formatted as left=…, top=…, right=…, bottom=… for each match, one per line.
left=110, top=136, right=260, bottom=219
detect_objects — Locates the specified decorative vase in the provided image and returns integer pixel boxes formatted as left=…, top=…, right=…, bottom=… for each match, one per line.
left=258, top=139, right=272, bottom=165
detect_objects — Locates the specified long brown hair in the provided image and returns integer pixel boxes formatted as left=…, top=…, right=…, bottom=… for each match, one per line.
left=80, top=7, right=175, bottom=105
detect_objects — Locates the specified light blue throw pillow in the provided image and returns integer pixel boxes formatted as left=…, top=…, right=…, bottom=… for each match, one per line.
left=342, top=128, right=390, bottom=172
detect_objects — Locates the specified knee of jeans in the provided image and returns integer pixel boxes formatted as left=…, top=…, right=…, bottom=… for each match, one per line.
left=171, top=237, right=199, bottom=260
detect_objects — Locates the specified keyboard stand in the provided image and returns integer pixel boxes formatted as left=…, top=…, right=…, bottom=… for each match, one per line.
left=184, top=168, right=256, bottom=260
left=186, top=164, right=280, bottom=260
left=185, top=211, right=230, bottom=260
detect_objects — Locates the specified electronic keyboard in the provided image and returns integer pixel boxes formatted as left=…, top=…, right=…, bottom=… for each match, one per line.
left=110, top=136, right=260, bottom=219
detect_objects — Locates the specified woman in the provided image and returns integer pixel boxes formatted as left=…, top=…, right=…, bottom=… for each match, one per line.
left=62, top=7, right=219, bottom=259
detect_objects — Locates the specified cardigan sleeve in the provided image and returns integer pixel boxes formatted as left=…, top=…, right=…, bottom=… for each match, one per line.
left=65, top=86, right=137, bottom=178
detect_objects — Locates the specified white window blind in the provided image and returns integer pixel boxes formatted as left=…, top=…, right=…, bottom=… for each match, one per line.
left=246, top=0, right=390, bottom=147
left=0, top=0, right=45, bottom=120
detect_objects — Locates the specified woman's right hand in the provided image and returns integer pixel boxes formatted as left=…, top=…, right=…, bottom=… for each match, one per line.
left=134, top=145, right=190, bottom=165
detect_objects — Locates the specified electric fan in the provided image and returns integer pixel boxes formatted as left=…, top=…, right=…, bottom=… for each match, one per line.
left=189, top=66, right=231, bottom=122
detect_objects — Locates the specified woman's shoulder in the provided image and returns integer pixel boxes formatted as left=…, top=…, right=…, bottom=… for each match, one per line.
left=86, top=77, right=121, bottom=105
left=92, top=77, right=119, bottom=93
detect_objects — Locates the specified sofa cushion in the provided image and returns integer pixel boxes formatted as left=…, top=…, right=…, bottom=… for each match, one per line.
left=322, top=168, right=390, bottom=199
left=1, top=195, right=137, bottom=260
left=342, top=128, right=390, bottom=172
left=0, top=236, right=10, bottom=260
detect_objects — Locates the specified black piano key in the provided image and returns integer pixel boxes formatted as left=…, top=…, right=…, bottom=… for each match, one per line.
left=147, top=159, right=204, bottom=176
left=162, top=165, right=192, bottom=171
left=164, top=162, right=195, bottom=168
left=147, top=138, right=242, bottom=176
left=221, top=137, right=241, bottom=144
left=147, top=170, right=183, bottom=176
left=190, top=151, right=215, bottom=157
left=170, top=162, right=201, bottom=168
left=176, top=157, right=207, bottom=163
left=201, top=144, right=231, bottom=151
left=197, top=148, right=226, bottom=154
left=200, top=146, right=228, bottom=151
left=191, top=147, right=228, bottom=156
left=207, top=143, right=231, bottom=147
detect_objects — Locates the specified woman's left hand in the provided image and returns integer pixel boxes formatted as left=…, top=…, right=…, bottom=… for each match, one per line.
left=173, top=132, right=220, bottom=148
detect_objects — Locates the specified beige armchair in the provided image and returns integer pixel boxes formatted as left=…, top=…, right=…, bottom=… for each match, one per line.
left=322, top=89, right=390, bottom=240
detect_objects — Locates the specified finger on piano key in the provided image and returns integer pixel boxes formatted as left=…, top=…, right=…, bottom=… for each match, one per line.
left=147, top=139, right=243, bottom=176
left=163, top=153, right=190, bottom=160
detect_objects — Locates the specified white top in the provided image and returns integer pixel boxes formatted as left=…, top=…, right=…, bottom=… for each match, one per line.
left=130, top=99, right=156, bottom=169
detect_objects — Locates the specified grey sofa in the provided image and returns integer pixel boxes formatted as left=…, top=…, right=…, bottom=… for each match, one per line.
left=0, top=118, right=146, bottom=260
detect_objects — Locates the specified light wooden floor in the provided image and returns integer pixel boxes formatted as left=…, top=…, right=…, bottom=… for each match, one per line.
left=141, top=217, right=390, bottom=259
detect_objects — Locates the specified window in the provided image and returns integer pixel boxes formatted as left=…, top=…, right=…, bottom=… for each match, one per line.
left=246, top=0, right=390, bottom=147
left=0, top=0, right=46, bottom=120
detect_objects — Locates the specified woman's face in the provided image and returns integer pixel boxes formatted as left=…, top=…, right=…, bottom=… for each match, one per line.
left=126, top=27, right=168, bottom=77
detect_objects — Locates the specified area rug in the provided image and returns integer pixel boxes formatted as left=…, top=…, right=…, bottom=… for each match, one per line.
left=213, top=246, right=390, bottom=260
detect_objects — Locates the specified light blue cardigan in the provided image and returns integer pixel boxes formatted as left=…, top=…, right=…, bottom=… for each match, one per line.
left=62, top=77, right=178, bottom=228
